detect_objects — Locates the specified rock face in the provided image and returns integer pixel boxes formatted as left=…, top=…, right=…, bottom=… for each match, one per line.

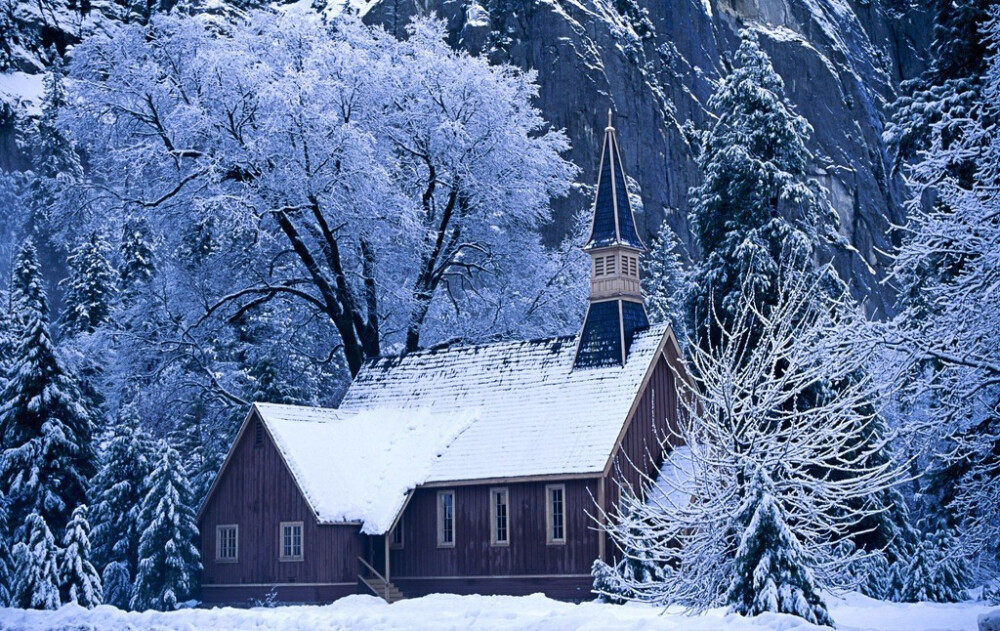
left=0, top=0, right=933, bottom=312
left=364, top=0, right=933, bottom=315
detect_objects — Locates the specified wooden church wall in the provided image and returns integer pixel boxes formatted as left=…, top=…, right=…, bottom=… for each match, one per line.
left=389, top=479, right=599, bottom=601
left=199, top=411, right=363, bottom=605
left=602, top=350, right=684, bottom=544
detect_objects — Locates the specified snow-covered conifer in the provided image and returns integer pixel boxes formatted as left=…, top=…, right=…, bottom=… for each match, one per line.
left=90, top=403, right=157, bottom=610
left=688, top=30, right=834, bottom=347
left=10, top=512, right=61, bottom=610
left=132, top=442, right=202, bottom=612
left=61, top=232, right=117, bottom=335
left=900, top=525, right=970, bottom=603
left=58, top=504, right=102, bottom=608
left=0, top=492, right=12, bottom=606
left=725, top=468, right=833, bottom=626
left=642, top=220, right=690, bottom=339
left=591, top=559, right=625, bottom=604
left=168, top=409, right=224, bottom=506
left=886, top=0, right=994, bottom=165
left=118, top=215, right=156, bottom=294
left=0, top=240, right=96, bottom=536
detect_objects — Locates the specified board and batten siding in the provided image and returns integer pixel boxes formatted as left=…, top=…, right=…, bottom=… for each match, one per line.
left=388, top=480, right=599, bottom=600
left=199, top=411, right=364, bottom=604
left=602, top=348, right=685, bottom=556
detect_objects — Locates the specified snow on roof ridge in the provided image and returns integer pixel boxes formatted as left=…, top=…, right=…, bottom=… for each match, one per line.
left=341, top=322, right=672, bottom=483
left=257, top=404, right=478, bottom=534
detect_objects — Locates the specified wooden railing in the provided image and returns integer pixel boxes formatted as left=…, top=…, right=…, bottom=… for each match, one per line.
left=357, top=556, right=389, bottom=601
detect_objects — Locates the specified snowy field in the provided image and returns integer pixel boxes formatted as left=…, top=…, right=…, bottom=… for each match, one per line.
left=0, top=592, right=994, bottom=631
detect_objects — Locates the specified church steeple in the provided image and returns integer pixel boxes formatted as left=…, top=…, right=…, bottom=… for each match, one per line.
left=574, top=112, right=649, bottom=369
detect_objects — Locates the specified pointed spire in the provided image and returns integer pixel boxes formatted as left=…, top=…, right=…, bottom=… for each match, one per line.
left=574, top=113, right=650, bottom=370
left=585, top=112, right=644, bottom=251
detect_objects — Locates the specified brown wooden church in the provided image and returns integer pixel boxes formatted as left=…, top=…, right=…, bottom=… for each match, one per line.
left=197, top=118, right=691, bottom=605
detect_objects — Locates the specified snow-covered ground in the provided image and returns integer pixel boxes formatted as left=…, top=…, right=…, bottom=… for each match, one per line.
left=0, top=592, right=994, bottom=631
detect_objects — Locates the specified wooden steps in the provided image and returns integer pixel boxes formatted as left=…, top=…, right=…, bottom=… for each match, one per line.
left=360, top=576, right=405, bottom=603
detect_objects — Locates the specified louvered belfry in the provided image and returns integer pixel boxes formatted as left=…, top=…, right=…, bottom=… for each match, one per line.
left=574, top=113, right=649, bottom=369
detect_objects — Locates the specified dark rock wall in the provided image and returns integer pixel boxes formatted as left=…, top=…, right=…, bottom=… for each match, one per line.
left=364, top=0, right=933, bottom=315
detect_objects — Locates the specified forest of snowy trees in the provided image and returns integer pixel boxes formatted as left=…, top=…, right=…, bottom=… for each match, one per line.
left=0, top=0, right=997, bottom=625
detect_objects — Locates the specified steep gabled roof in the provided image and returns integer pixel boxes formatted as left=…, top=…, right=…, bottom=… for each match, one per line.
left=584, top=120, right=644, bottom=250
left=201, top=324, right=678, bottom=535
left=339, top=323, right=671, bottom=484
left=251, top=403, right=476, bottom=534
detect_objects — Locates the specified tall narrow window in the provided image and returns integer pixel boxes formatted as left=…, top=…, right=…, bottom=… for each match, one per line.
left=490, top=487, right=509, bottom=546
left=279, top=521, right=303, bottom=561
left=606, top=255, right=616, bottom=275
left=629, top=255, right=638, bottom=277
left=216, top=524, right=238, bottom=563
left=254, top=419, right=264, bottom=446
left=391, top=517, right=404, bottom=549
left=546, top=485, right=566, bottom=544
left=438, top=491, right=455, bottom=547
left=594, top=257, right=604, bottom=277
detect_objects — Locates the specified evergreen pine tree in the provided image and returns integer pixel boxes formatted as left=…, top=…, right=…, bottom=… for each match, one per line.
left=168, top=406, right=223, bottom=506
left=0, top=288, right=14, bottom=395
left=61, top=232, right=118, bottom=336
left=900, top=524, right=970, bottom=603
left=591, top=501, right=669, bottom=603
left=642, top=220, right=690, bottom=339
left=119, top=215, right=156, bottom=296
left=0, top=240, right=96, bottom=537
left=24, top=51, right=82, bottom=276
left=591, top=559, right=625, bottom=604
left=726, top=468, right=833, bottom=627
left=689, top=30, right=833, bottom=347
left=10, top=512, right=61, bottom=610
left=0, top=492, right=12, bottom=606
left=247, top=355, right=307, bottom=406
left=132, top=442, right=202, bottom=612
left=857, top=550, right=893, bottom=601
left=616, top=502, right=667, bottom=594
left=90, top=403, right=157, bottom=609
left=58, top=504, right=103, bottom=608
left=886, top=0, right=994, bottom=170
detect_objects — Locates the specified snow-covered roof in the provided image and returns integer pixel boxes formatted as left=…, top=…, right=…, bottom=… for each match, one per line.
left=339, top=323, right=671, bottom=484
left=254, top=403, right=476, bottom=534
left=646, top=446, right=695, bottom=512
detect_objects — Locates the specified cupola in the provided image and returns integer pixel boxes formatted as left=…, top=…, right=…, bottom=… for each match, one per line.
left=574, top=112, right=649, bottom=369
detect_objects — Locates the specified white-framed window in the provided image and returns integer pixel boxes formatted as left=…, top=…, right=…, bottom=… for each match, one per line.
left=546, top=484, right=566, bottom=544
left=629, top=255, right=638, bottom=277
left=437, top=490, right=455, bottom=547
left=606, top=255, right=616, bottom=275
left=279, top=521, right=303, bottom=561
left=594, top=257, right=605, bottom=277
left=216, top=524, right=238, bottom=563
left=490, top=487, right=509, bottom=546
left=391, top=516, right=404, bottom=549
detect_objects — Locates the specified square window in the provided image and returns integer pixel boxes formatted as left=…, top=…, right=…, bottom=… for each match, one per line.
left=216, top=525, right=238, bottom=563
left=546, top=485, right=566, bottom=544
left=490, top=488, right=509, bottom=546
left=438, top=491, right=455, bottom=547
left=279, top=522, right=303, bottom=561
